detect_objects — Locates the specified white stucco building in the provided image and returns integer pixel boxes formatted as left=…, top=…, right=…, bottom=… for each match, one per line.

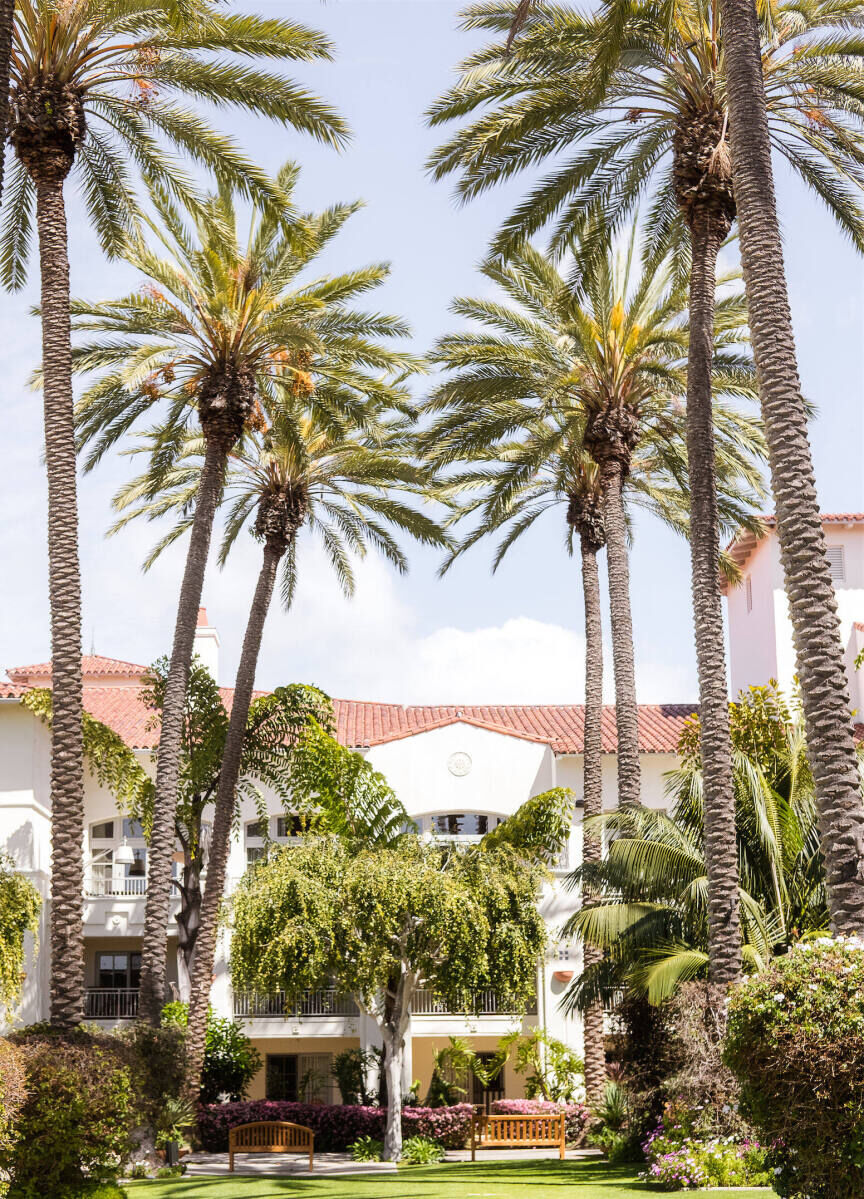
left=2, top=514, right=861, bottom=1104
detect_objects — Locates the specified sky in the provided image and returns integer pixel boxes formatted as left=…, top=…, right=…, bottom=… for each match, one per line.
left=1, top=0, right=863, bottom=706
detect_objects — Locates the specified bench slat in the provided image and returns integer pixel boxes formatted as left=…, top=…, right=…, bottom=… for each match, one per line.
left=228, top=1122, right=315, bottom=1173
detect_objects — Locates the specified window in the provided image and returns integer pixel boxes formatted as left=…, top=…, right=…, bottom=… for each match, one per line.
left=745, top=576, right=753, bottom=613
left=97, top=952, right=141, bottom=989
left=826, top=545, right=846, bottom=583
left=431, top=812, right=503, bottom=837
left=126, top=848, right=147, bottom=878
left=266, top=1055, right=298, bottom=1101
left=275, top=814, right=305, bottom=839
left=265, top=1054, right=334, bottom=1102
left=246, top=846, right=267, bottom=865
left=91, top=821, right=115, bottom=840
left=246, top=819, right=268, bottom=840
left=122, top=818, right=145, bottom=839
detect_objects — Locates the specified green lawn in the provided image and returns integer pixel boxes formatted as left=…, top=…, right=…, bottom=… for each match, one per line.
left=127, top=1159, right=774, bottom=1197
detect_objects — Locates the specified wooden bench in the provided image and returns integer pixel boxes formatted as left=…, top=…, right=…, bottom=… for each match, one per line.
left=470, top=1111, right=566, bottom=1160
left=228, top=1121, right=314, bottom=1172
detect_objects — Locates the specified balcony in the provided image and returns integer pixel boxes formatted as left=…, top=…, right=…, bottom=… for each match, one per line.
left=233, top=988, right=360, bottom=1019
left=85, top=987, right=139, bottom=1020
left=411, top=988, right=537, bottom=1016
left=85, top=867, right=147, bottom=898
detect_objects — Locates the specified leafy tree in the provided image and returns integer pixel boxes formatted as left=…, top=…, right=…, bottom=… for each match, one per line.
left=73, top=164, right=418, bottom=1025
left=496, top=1027, right=584, bottom=1102
left=428, top=0, right=864, bottom=939
left=230, top=788, right=571, bottom=1161
left=3, top=0, right=345, bottom=1030
left=564, top=686, right=832, bottom=1006
left=133, top=660, right=332, bottom=998
left=0, top=857, right=41, bottom=1018
left=162, top=1001, right=261, bottom=1104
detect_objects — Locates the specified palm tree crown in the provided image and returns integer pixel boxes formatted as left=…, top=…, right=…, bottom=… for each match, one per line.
left=2, top=0, right=347, bottom=283
left=427, top=0, right=864, bottom=263
left=424, top=239, right=765, bottom=566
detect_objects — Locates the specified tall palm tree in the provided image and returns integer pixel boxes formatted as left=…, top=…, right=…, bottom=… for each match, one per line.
left=112, top=406, right=445, bottom=1088
left=428, top=0, right=864, bottom=937
left=424, top=239, right=765, bottom=1089
left=72, top=168, right=420, bottom=1025
left=427, top=240, right=765, bottom=815
left=3, top=0, right=344, bottom=1029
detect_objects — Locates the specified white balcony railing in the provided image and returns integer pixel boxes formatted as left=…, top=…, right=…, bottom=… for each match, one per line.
left=85, top=988, right=139, bottom=1019
left=411, top=989, right=537, bottom=1016
left=234, top=988, right=360, bottom=1019
left=85, top=867, right=147, bottom=897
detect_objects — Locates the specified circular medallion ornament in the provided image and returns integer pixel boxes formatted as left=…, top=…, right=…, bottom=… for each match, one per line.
left=447, top=751, right=472, bottom=777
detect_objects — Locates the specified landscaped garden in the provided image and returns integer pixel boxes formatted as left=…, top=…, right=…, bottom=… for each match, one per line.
left=124, top=1160, right=773, bottom=1198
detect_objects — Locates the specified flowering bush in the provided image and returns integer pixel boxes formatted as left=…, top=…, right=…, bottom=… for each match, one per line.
left=725, top=936, right=864, bottom=1198
left=489, top=1099, right=590, bottom=1145
left=197, top=1101, right=474, bottom=1152
left=640, top=1101, right=771, bottom=1191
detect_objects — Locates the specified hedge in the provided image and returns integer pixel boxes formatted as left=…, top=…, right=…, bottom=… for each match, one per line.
left=197, top=1101, right=474, bottom=1152
left=725, top=936, right=864, bottom=1198
left=489, top=1099, right=590, bottom=1145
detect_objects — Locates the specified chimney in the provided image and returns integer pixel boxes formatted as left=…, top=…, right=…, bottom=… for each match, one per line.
left=193, top=607, right=220, bottom=682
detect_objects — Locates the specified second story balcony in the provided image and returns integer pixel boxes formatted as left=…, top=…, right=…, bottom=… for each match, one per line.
left=234, top=988, right=361, bottom=1019
left=84, top=987, right=140, bottom=1020
left=85, top=865, right=147, bottom=898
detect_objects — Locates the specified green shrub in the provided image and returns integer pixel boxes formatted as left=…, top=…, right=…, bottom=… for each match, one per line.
left=349, top=1135, right=383, bottom=1161
left=725, top=936, right=864, bottom=1198
left=161, top=1003, right=261, bottom=1102
left=72, top=1187, right=127, bottom=1199
left=401, top=1136, right=444, bottom=1165
left=154, top=1165, right=186, bottom=1178
left=0, top=1038, right=26, bottom=1187
left=117, top=1020, right=186, bottom=1129
left=4, top=1027, right=134, bottom=1199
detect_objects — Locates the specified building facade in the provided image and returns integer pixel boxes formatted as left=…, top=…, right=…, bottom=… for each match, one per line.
left=4, top=515, right=859, bottom=1103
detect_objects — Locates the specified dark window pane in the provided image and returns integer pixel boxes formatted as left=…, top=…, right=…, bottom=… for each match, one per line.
left=266, top=1055, right=298, bottom=1101
left=276, top=815, right=304, bottom=839
left=126, top=848, right=147, bottom=877
left=246, top=820, right=268, bottom=840
left=122, top=818, right=145, bottom=839
left=92, top=821, right=114, bottom=840
left=433, top=812, right=500, bottom=836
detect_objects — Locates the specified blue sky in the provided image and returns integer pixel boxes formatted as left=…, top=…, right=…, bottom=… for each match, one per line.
left=1, top=0, right=862, bottom=705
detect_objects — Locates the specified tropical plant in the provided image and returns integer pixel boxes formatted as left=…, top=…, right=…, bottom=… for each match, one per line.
left=332, top=1048, right=376, bottom=1106
left=230, top=787, right=571, bottom=1160
left=132, top=660, right=332, bottom=998
left=0, top=858, right=40, bottom=1019
left=563, top=686, right=832, bottom=1006
left=2, top=0, right=345, bottom=1030
left=495, top=1028, right=584, bottom=1102
left=428, top=0, right=864, bottom=937
left=72, top=163, right=420, bottom=1025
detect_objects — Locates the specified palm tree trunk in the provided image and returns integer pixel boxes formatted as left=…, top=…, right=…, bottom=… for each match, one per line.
left=184, top=540, right=284, bottom=1094
left=686, top=217, right=742, bottom=984
left=138, top=436, right=227, bottom=1026
left=34, top=168, right=84, bottom=1029
left=0, top=0, right=15, bottom=199
left=719, top=0, right=864, bottom=931
left=579, top=532, right=606, bottom=1103
left=598, top=461, right=641, bottom=807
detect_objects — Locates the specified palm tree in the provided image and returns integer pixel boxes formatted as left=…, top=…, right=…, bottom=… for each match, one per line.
left=564, top=686, right=834, bottom=1008
left=427, top=239, right=765, bottom=814
left=428, top=0, right=864, bottom=936
left=71, top=167, right=421, bottom=1025
left=113, top=405, right=445, bottom=1088
left=424, top=239, right=765, bottom=1094
left=3, top=0, right=344, bottom=1030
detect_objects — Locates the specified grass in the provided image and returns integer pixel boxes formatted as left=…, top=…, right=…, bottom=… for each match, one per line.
left=126, top=1158, right=774, bottom=1197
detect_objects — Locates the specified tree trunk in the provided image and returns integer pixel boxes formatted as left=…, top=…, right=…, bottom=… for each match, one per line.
left=719, top=0, right=864, bottom=930
left=686, top=217, right=742, bottom=984
left=174, top=855, right=202, bottom=1002
left=0, top=0, right=15, bottom=200
left=184, top=541, right=283, bottom=1093
left=34, top=167, right=84, bottom=1029
left=598, top=459, right=641, bottom=807
left=138, top=436, right=228, bottom=1025
left=579, top=533, right=606, bottom=1104
left=381, top=1026, right=404, bottom=1162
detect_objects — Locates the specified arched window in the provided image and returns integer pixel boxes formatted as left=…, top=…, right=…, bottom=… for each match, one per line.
left=87, top=818, right=148, bottom=896
left=421, top=811, right=506, bottom=841
left=244, top=814, right=306, bottom=864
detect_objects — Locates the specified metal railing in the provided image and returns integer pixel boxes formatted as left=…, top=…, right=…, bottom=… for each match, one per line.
left=411, top=989, right=537, bottom=1016
left=85, top=988, right=140, bottom=1019
left=85, top=868, right=147, bottom=897
left=234, top=988, right=360, bottom=1018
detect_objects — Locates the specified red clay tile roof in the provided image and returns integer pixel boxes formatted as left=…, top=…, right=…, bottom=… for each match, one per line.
left=1, top=667, right=698, bottom=754
left=7, top=655, right=148, bottom=683
left=723, top=513, right=864, bottom=585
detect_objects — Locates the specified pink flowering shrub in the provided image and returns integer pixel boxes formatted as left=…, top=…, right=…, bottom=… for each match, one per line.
left=640, top=1113, right=771, bottom=1190
left=489, top=1099, right=590, bottom=1145
left=197, top=1101, right=474, bottom=1152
